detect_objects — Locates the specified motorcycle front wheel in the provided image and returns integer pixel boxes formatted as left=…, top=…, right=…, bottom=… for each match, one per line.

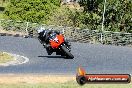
left=61, top=45, right=74, bottom=59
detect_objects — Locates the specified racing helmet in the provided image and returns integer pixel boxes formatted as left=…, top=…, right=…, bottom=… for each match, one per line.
left=37, top=27, right=45, bottom=33
left=37, top=26, right=46, bottom=37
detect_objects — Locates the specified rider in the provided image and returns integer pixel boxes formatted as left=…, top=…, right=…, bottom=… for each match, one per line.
left=37, top=27, right=70, bottom=55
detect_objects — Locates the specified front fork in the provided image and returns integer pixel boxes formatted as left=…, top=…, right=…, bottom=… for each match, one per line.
left=60, top=43, right=71, bottom=52
left=64, top=38, right=71, bottom=50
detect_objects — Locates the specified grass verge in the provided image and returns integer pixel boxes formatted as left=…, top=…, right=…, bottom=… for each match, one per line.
left=0, top=75, right=131, bottom=88
left=0, top=52, right=14, bottom=63
left=0, top=81, right=131, bottom=88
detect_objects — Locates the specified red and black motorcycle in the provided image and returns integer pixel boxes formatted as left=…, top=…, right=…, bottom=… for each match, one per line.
left=48, top=32, right=74, bottom=59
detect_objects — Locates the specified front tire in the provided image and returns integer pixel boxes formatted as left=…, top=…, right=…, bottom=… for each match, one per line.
left=61, top=45, right=74, bottom=59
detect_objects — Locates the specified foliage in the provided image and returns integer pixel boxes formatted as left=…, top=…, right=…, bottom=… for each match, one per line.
left=103, top=0, right=132, bottom=32
left=4, top=0, right=60, bottom=23
left=78, top=0, right=103, bottom=12
left=78, top=0, right=132, bottom=32
left=45, top=7, right=73, bottom=26
left=46, top=6, right=85, bottom=28
left=3, top=0, right=132, bottom=33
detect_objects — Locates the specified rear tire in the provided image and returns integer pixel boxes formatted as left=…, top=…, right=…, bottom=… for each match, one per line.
left=61, top=46, right=74, bottom=59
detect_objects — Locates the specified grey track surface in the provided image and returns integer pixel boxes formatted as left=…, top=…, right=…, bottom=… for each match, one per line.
left=0, top=36, right=132, bottom=74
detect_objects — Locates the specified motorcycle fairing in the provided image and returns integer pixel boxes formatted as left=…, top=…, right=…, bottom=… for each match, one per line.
left=50, top=34, right=64, bottom=49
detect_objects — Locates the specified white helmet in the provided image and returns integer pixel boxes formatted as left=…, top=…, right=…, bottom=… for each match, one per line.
left=37, top=27, right=45, bottom=33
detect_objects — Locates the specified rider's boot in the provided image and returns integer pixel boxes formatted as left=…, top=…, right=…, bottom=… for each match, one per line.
left=45, top=45, right=53, bottom=55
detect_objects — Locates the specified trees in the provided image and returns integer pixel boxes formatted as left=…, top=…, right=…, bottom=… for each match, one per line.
left=77, top=0, right=102, bottom=29
left=78, top=0, right=132, bottom=32
left=78, top=0, right=103, bottom=12
left=4, top=0, right=60, bottom=23
left=3, top=0, right=132, bottom=33
left=102, top=0, right=132, bottom=32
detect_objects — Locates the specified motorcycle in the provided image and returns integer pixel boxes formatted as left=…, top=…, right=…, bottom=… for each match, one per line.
left=48, top=32, right=74, bottom=59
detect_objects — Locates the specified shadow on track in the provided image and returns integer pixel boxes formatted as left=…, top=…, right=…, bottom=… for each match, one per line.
left=38, top=55, right=66, bottom=58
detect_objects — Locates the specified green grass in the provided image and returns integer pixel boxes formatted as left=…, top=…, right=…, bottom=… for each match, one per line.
left=0, top=52, right=14, bottom=63
left=0, top=81, right=131, bottom=88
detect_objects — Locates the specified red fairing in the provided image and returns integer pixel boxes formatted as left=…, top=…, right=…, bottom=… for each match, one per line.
left=50, top=34, right=64, bottom=49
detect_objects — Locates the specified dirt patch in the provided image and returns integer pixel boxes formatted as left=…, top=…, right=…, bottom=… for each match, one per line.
left=0, top=74, right=75, bottom=84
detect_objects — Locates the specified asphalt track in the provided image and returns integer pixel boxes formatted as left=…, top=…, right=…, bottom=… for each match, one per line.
left=0, top=36, right=132, bottom=74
